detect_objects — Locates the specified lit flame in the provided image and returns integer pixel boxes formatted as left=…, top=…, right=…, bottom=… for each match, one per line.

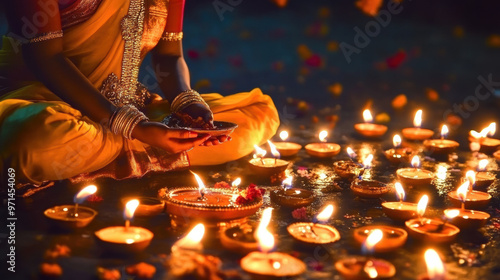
left=395, top=182, right=405, bottom=201
left=456, top=181, right=470, bottom=203
left=441, top=125, right=449, bottom=139
left=417, top=195, right=429, bottom=218
left=316, top=204, right=334, bottom=223
left=445, top=209, right=460, bottom=219
left=424, top=249, right=445, bottom=280
left=488, top=122, right=496, bottom=137
left=175, top=223, right=205, bottom=250
left=124, top=199, right=140, bottom=220
left=414, top=109, right=423, bottom=128
left=364, top=262, right=378, bottom=279
left=363, top=154, right=374, bottom=169
left=279, top=130, right=289, bottom=141
left=470, top=130, right=482, bottom=139
left=393, top=134, right=402, bottom=148
left=319, top=130, right=328, bottom=142
left=363, top=229, right=383, bottom=253
left=191, top=171, right=206, bottom=194
left=479, top=126, right=491, bottom=138
left=253, top=144, right=267, bottom=158
left=268, top=140, right=280, bottom=158
left=411, top=155, right=421, bottom=169
left=347, top=147, right=357, bottom=159
left=465, top=170, right=476, bottom=186
left=478, top=159, right=488, bottom=172
left=272, top=261, right=281, bottom=270
left=363, top=109, right=373, bottom=123
left=282, top=175, right=293, bottom=188
left=232, top=178, right=241, bottom=188
left=256, top=208, right=274, bottom=253
left=74, top=185, right=97, bottom=204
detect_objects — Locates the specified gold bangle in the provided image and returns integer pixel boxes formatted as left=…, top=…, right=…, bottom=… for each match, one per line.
left=109, top=105, right=149, bottom=139
left=161, top=31, right=183, bottom=41
left=26, top=30, right=63, bottom=44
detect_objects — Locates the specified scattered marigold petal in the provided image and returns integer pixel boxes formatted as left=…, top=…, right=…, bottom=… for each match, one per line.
left=297, top=44, right=313, bottom=60
left=375, top=112, right=390, bottom=123
left=40, top=263, right=63, bottom=277
left=486, top=34, right=500, bottom=48
left=356, top=0, right=383, bottom=16
left=391, top=94, right=407, bottom=109
left=311, top=116, right=319, bottom=123
left=446, top=114, right=462, bottom=126
left=305, top=54, right=323, bottom=68
left=126, top=262, right=156, bottom=279
left=426, top=88, right=439, bottom=101
left=271, top=0, right=288, bottom=8
left=386, top=50, right=407, bottom=68
left=328, top=82, right=343, bottom=96
left=327, top=41, right=339, bottom=52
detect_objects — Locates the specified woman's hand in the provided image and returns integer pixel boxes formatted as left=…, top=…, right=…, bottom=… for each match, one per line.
left=131, top=121, right=210, bottom=154
left=180, top=103, right=214, bottom=124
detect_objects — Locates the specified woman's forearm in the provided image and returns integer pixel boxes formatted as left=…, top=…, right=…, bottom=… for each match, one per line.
left=152, top=53, right=191, bottom=102
left=22, top=41, right=116, bottom=123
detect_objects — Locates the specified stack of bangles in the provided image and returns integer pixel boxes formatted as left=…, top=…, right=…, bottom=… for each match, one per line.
left=170, top=89, right=209, bottom=113
left=109, top=105, right=149, bottom=139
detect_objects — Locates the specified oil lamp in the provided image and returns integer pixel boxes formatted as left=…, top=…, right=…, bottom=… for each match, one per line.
left=305, top=130, right=341, bottom=158
left=396, top=155, right=434, bottom=187
left=381, top=182, right=418, bottom=221
left=423, top=125, right=459, bottom=156
left=354, top=109, right=388, bottom=138
left=287, top=204, right=341, bottom=244
left=384, top=134, right=414, bottom=164
left=273, top=130, right=302, bottom=157
left=249, top=142, right=289, bottom=176
left=402, top=109, right=434, bottom=140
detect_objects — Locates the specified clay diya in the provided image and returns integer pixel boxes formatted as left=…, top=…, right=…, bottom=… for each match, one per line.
left=270, top=176, right=315, bottom=208
left=335, top=230, right=396, bottom=279
left=354, top=109, right=388, bottom=138
left=469, top=122, right=499, bottom=153
left=121, top=197, right=165, bottom=217
left=241, top=208, right=307, bottom=279
left=494, top=150, right=500, bottom=161
left=353, top=225, right=408, bottom=253
left=423, top=125, right=459, bottom=156
left=447, top=178, right=491, bottom=209
left=164, top=172, right=262, bottom=228
left=273, top=130, right=302, bottom=157
left=418, top=249, right=447, bottom=280
left=305, top=130, right=341, bottom=158
left=384, top=134, right=414, bottom=164
left=381, top=182, right=418, bottom=221
left=405, top=195, right=460, bottom=243
left=249, top=143, right=289, bottom=176
left=95, top=199, right=154, bottom=253
left=287, top=204, right=340, bottom=244
left=474, top=159, right=496, bottom=190
left=350, top=179, right=390, bottom=199
left=444, top=208, right=490, bottom=230
left=402, top=109, right=434, bottom=141
left=396, top=155, right=434, bottom=187
left=220, top=223, right=259, bottom=254
left=44, top=185, right=98, bottom=230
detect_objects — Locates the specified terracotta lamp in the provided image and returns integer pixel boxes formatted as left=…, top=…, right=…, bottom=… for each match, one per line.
left=402, top=109, right=434, bottom=141
left=273, top=130, right=302, bottom=157
left=354, top=109, right=388, bottom=138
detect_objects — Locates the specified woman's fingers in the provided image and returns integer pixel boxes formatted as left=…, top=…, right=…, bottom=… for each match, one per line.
left=171, top=135, right=210, bottom=151
left=168, top=129, right=200, bottom=139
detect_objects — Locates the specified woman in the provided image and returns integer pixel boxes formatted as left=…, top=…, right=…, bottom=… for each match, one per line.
left=0, top=0, right=279, bottom=188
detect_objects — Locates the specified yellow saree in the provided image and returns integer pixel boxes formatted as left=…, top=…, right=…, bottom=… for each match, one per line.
left=0, top=0, right=279, bottom=186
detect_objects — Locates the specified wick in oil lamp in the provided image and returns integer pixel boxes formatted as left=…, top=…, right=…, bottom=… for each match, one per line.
left=270, top=175, right=315, bottom=208
left=335, top=230, right=396, bottom=279
left=353, top=225, right=408, bottom=253
left=384, top=134, right=414, bottom=164
left=469, top=122, right=499, bottom=154
left=241, top=208, right=307, bottom=279
left=402, top=109, right=434, bottom=141
left=351, top=155, right=391, bottom=199
left=381, top=182, right=418, bottom=221
left=287, top=204, right=341, bottom=244
left=305, top=130, right=341, bottom=158
left=354, top=109, right=388, bottom=138
left=418, top=249, right=447, bottom=280
left=405, top=195, right=460, bottom=243
left=444, top=184, right=490, bottom=230
left=164, top=173, right=262, bottom=229
left=474, top=159, right=496, bottom=190
left=273, top=130, right=302, bottom=157
left=423, top=125, right=459, bottom=156
left=396, top=155, right=434, bottom=187
left=448, top=173, right=491, bottom=210
left=334, top=147, right=364, bottom=180
left=95, top=199, right=154, bottom=253
left=220, top=222, right=260, bottom=254
left=44, top=185, right=98, bottom=230
left=249, top=142, right=289, bottom=176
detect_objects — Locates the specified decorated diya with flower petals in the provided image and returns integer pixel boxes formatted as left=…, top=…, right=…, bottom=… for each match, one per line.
left=287, top=205, right=340, bottom=244
left=220, top=223, right=259, bottom=254
left=353, top=225, right=408, bottom=253
left=164, top=173, right=263, bottom=227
